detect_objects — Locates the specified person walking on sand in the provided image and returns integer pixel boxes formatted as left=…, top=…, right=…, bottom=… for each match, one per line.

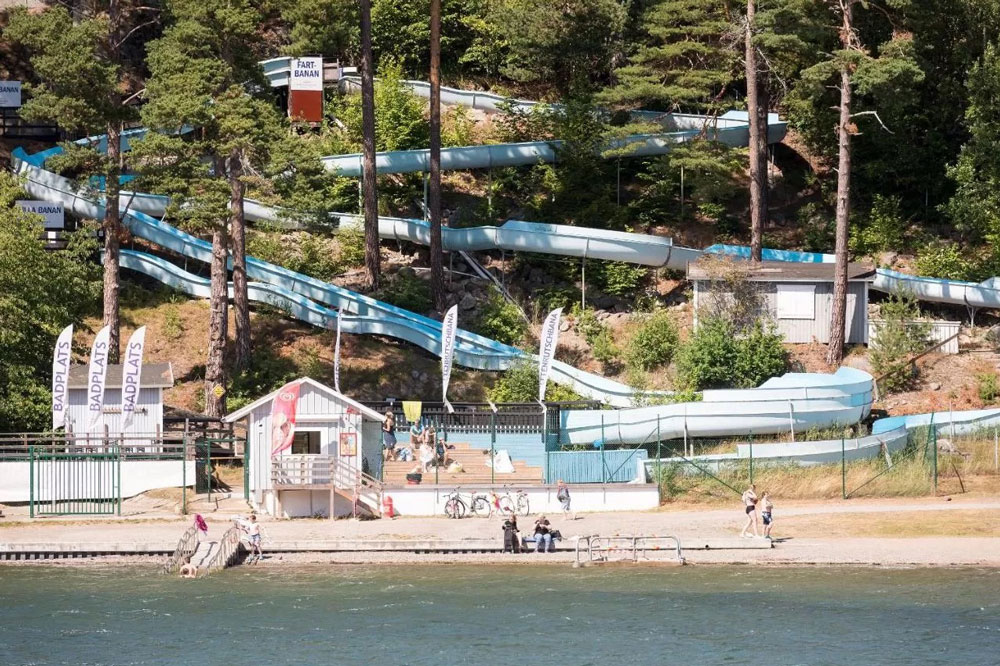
left=556, top=480, right=573, bottom=519
left=245, top=513, right=263, bottom=563
left=740, top=484, right=759, bottom=538
left=760, top=491, right=774, bottom=539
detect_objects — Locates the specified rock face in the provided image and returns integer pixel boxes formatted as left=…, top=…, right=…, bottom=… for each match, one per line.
left=459, top=293, right=478, bottom=310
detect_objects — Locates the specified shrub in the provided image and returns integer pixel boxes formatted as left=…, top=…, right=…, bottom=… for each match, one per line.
left=850, top=194, right=907, bottom=257
left=869, top=289, right=931, bottom=394
left=914, top=243, right=978, bottom=281
left=473, top=291, right=528, bottom=346
left=576, top=308, right=604, bottom=345
left=227, top=348, right=300, bottom=412
left=488, top=360, right=582, bottom=403
left=533, top=284, right=579, bottom=315
left=163, top=305, right=184, bottom=341
left=591, top=329, right=621, bottom=372
left=624, top=310, right=679, bottom=372
left=676, top=316, right=788, bottom=390
left=336, top=225, right=366, bottom=268
left=593, top=261, right=648, bottom=297
left=375, top=272, right=432, bottom=313
left=977, top=373, right=1000, bottom=403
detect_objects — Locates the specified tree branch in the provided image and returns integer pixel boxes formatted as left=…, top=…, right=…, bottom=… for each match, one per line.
left=850, top=110, right=894, bottom=133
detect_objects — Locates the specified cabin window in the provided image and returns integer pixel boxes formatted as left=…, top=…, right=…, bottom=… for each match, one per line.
left=776, top=283, right=815, bottom=320
left=291, top=430, right=322, bottom=455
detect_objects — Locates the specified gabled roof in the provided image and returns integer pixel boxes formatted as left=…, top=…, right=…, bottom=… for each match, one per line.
left=222, top=377, right=384, bottom=423
left=68, top=362, right=174, bottom=389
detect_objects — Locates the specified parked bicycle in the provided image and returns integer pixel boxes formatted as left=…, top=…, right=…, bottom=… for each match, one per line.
left=443, top=487, right=467, bottom=519
left=506, top=486, right=530, bottom=516
left=469, top=489, right=510, bottom=518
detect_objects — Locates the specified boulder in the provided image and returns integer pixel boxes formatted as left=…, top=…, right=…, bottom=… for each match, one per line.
left=559, top=320, right=571, bottom=332
left=398, top=266, right=417, bottom=279
left=985, top=325, right=1000, bottom=344
left=459, top=293, right=478, bottom=310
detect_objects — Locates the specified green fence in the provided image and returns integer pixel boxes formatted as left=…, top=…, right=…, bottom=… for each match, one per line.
left=30, top=446, right=121, bottom=516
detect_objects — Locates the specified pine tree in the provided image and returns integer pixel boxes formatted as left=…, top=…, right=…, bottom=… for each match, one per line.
left=134, top=0, right=282, bottom=415
left=428, top=0, right=445, bottom=311
left=6, top=2, right=155, bottom=364
left=359, top=0, right=381, bottom=291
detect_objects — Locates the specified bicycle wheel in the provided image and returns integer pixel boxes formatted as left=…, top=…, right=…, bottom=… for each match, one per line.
left=516, top=494, right=530, bottom=516
left=497, top=495, right=515, bottom=516
left=445, top=497, right=465, bottom=519
left=471, top=496, right=491, bottom=518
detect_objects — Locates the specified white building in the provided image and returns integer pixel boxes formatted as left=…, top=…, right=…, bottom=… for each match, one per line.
left=66, top=362, right=174, bottom=436
left=223, top=378, right=385, bottom=519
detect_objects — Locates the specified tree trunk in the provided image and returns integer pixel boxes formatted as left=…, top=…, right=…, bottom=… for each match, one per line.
left=746, top=0, right=767, bottom=263
left=229, top=147, right=250, bottom=373
left=826, top=4, right=854, bottom=366
left=205, top=224, right=229, bottom=417
left=103, top=120, right=122, bottom=364
left=428, top=0, right=445, bottom=310
left=359, top=0, right=381, bottom=291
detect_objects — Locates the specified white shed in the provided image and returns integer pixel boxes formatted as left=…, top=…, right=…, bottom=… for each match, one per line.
left=223, top=378, right=385, bottom=519
left=66, top=362, right=174, bottom=436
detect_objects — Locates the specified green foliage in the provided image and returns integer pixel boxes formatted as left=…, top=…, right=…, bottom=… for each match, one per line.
left=247, top=229, right=345, bottom=282
left=0, top=173, right=100, bottom=431
left=473, top=291, right=528, bottom=346
left=442, top=106, right=477, bottom=147
left=331, top=58, right=428, bottom=152
left=851, top=195, right=908, bottom=257
left=576, top=308, right=604, bottom=345
left=227, top=347, right=300, bottom=412
left=337, top=226, right=366, bottom=269
left=977, top=373, right=1000, bottom=404
left=487, top=360, right=582, bottom=403
left=533, top=284, right=579, bottom=316
left=591, top=329, right=621, bottom=372
left=870, top=290, right=931, bottom=394
left=676, top=317, right=788, bottom=390
left=375, top=272, right=433, bottom=313
left=624, top=310, right=679, bottom=372
left=163, top=305, right=184, bottom=341
left=278, top=0, right=356, bottom=59
left=592, top=260, right=648, bottom=297
left=914, top=244, right=979, bottom=282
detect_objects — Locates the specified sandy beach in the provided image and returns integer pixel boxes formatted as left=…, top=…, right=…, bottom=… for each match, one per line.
left=3, top=495, right=1000, bottom=567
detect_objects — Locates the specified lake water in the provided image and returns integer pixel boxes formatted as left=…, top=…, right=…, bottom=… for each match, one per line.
left=1, top=565, right=999, bottom=665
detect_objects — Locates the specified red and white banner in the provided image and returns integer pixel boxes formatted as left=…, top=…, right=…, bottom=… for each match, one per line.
left=441, top=305, right=458, bottom=413
left=121, top=326, right=146, bottom=431
left=538, top=308, right=563, bottom=405
left=87, top=325, right=111, bottom=432
left=270, top=380, right=302, bottom=456
left=334, top=311, right=342, bottom=394
left=51, top=324, right=73, bottom=430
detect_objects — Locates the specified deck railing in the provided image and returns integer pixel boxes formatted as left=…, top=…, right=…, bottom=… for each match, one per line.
left=271, top=455, right=383, bottom=516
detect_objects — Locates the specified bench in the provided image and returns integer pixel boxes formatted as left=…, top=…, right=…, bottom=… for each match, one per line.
left=520, top=534, right=562, bottom=552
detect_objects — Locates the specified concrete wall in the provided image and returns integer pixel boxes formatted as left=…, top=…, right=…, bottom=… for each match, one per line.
left=694, top=280, right=868, bottom=344
left=0, top=460, right=195, bottom=502
left=262, top=488, right=354, bottom=518
left=380, top=484, right=659, bottom=517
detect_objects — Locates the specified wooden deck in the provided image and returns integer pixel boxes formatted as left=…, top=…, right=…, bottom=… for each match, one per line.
left=381, top=441, right=542, bottom=486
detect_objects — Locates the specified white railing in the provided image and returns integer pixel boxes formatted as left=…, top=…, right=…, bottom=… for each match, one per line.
left=271, top=455, right=383, bottom=516
left=574, top=535, right=684, bottom=567
left=869, top=319, right=960, bottom=354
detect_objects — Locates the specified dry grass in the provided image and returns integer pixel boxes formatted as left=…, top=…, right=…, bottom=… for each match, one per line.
left=778, top=509, right=1000, bottom=538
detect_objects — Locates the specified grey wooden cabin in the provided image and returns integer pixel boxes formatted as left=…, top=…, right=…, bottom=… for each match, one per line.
left=688, top=260, right=875, bottom=344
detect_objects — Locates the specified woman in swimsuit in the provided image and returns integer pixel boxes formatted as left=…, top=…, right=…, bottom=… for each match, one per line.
left=740, top=484, right=759, bottom=538
left=760, top=491, right=774, bottom=539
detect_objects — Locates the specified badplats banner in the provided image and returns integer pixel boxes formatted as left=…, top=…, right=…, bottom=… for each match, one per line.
left=441, top=305, right=458, bottom=413
left=87, top=325, right=111, bottom=432
left=270, top=380, right=302, bottom=456
left=51, top=324, right=73, bottom=430
left=121, top=326, right=146, bottom=431
left=334, top=310, right=342, bottom=394
left=538, top=307, right=563, bottom=404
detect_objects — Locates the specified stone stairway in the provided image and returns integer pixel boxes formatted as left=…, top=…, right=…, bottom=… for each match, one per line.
left=382, top=441, right=543, bottom=486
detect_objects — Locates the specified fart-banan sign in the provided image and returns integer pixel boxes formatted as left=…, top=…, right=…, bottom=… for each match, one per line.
left=290, top=58, right=323, bottom=91
left=0, top=81, right=21, bottom=107
left=17, top=200, right=64, bottom=229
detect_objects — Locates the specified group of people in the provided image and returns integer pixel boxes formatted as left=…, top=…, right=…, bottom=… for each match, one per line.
left=502, top=514, right=562, bottom=553
left=382, top=412, right=450, bottom=474
left=740, top=484, right=774, bottom=539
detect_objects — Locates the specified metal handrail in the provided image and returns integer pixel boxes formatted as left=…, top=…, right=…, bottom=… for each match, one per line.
left=575, top=535, right=684, bottom=566
left=163, top=525, right=200, bottom=573
left=199, top=526, right=245, bottom=575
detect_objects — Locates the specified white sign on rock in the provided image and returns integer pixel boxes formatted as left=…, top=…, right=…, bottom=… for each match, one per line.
left=0, top=81, right=21, bottom=108
left=17, top=200, right=64, bottom=229
left=290, top=57, right=323, bottom=91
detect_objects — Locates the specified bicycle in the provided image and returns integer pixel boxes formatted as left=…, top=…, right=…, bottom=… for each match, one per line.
left=443, top=487, right=467, bottom=519
left=469, top=489, right=511, bottom=518
left=500, top=485, right=530, bottom=516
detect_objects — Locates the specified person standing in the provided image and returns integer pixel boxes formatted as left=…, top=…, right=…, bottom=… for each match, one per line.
left=502, top=515, right=521, bottom=553
left=194, top=513, right=208, bottom=542
left=556, top=480, right=573, bottom=519
left=245, top=513, right=263, bottom=563
left=740, top=484, right=759, bottom=538
left=760, top=491, right=774, bottom=539
left=382, top=411, right=397, bottom=460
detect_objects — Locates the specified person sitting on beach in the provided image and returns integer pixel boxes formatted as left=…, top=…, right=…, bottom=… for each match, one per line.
left=383, top=411, right=398, bottom=461
left=502, top=515, right=520, bottom=553
left=534, top=515, right=555, bottom=553
left=409, top=421, right=425, bottom=447
left=419, top=442, right=435, bottom=474
left=760, top=491, right=774, bottom=539
left=740, top=484, right=759, bottom=538
left=179, top=557, right=197, bottom=578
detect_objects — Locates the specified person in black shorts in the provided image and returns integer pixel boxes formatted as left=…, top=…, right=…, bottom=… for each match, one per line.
left=740, top=484, right=759, bottom=538
left=760, top=491, right=774, bottom=539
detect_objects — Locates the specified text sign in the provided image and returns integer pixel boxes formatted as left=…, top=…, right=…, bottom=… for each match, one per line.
left=0, top=81, right=21, bottom=107
left=290, top=57, right=323, bottom=91
left=17, top=200, right=64, bottom=229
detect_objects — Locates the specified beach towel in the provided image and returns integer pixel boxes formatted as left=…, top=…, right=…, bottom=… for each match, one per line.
left=402, top=401, right=422, bottom=423
left=485, top=449, right=515, bottom=474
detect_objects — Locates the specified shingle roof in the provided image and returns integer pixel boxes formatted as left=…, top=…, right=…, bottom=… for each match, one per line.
left=68, top=362, right=174, bottom=389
